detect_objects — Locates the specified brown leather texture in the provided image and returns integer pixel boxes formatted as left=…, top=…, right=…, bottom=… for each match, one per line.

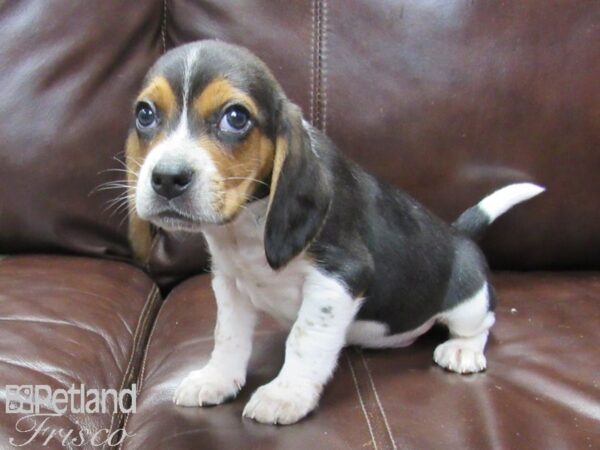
left=1, top=1, right=599, bottom=274
left=324, top=0, right=600, bottom=270
left=0, top=0, right=164, bottom=259
left=0, top=255, right=161, bottom=449
left=121, top=272, right=600, bottom=450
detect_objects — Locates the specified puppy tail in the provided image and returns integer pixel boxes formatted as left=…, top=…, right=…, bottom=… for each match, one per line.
left=452, top=183, right=545, bottom=240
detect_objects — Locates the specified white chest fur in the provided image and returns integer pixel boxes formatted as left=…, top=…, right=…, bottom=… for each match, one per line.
left=201, top=199, right=312, bottom=325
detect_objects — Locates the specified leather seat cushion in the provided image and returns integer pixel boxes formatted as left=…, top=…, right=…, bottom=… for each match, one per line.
left=0, top=256, right=161, bottom=449
left=121, top=272, right=600, bottom=449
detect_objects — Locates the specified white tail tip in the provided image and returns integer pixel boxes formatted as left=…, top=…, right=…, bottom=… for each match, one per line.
left=478, top=183, right=545, bottom=222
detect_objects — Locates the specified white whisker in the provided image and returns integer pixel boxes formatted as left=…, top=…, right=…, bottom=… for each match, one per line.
left=222, top=177, right=269, bottom=188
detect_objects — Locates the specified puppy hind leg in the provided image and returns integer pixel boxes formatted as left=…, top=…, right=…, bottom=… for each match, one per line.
left=434, top=283, right=495, bottom=374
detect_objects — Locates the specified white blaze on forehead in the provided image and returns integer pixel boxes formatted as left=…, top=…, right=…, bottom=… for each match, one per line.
left=182, top=46, right=201, bottom=114
left=134, top=47, right=222, bottom=225
left=160, top=45, right=201, bottom=143
left=148, top=45, right=202, bottom=163
left=163, top=46, right=201, bottom=143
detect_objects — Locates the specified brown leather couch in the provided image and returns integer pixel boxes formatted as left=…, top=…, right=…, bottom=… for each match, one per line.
left=1, top=1, right=598, bottom=449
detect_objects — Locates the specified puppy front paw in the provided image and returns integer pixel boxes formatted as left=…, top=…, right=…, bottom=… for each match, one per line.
left=434, top=340, right=487, bottom=374
left=173, top=367, right=244, bottom=407
left=242, top=378, right=320, bottom=425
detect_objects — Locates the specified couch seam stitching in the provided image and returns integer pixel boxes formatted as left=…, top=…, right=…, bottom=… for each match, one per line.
left=360, top=353, right=398, bottom=450
left=106, top=285, right=156, bottom=440
left=136, top=292, right=166, bottom=392
left=119, top=409, right=132, bottom=449
left=116, top=284, right=166, bottom=448
left=314, top=0, right=323, bottom=129
left=309, top=0, right=316, bottom=126
left=346, top=352, right=379, bottom=450
left=112, top=284, right=161, bottom=449
left=161, top=0, right=168, bottom=53
left=110, top=284, right=157, bottom=432
left=310, top=0, right=326, bottom=129
left=321, top=0, right=328, bottom=133
left=309, top=0, right=328, bottom=131
left=113, top=284, right=160, bottom=448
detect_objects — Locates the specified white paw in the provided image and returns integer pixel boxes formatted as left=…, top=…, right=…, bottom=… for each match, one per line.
left=173, top=367, right=244, bottom=407
left=434, top=340, right=487, bottom=374
left=242, top=379, right=320, bottom=425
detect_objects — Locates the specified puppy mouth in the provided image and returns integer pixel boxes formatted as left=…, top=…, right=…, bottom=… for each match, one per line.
left=146, top=204, right=226, bottom=231
left=149, top=207, right=204, bottom=231
left=156, top=209, right=191, bottom=221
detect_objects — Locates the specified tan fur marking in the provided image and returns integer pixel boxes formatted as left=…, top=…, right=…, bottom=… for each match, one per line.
left=198, top=127, right=274, bottom=220
left=267, top=135, right=288, bottom=213
left=125, top=132, right=153, bottom=263
left=195, top=78, right=259, bottom=119
left=126, top=75, right=172, bottom=263
left=127, top=128, right=168, bottom=264
left=137, top=76, right=177, bottom=120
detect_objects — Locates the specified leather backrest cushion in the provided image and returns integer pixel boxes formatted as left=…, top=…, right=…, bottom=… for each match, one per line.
left=0, top=1, right=162, bottom=258
left=1, top=0, right=598, bottom=271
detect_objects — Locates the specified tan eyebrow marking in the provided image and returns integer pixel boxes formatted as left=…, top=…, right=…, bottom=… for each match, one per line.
left=194, top=78, right=259, bottom=119
left=136, top=76, right=177, bottom=120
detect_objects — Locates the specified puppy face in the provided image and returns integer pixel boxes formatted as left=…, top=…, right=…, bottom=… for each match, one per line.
left=129, top=41, right=282, bottom=231
left=128, top=41, right=332, bottom=268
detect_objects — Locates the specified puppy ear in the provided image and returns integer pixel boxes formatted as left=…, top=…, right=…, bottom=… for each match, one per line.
left=264, top=102, right=332, bottom=269
left=125, top=131, right=154, bottom=263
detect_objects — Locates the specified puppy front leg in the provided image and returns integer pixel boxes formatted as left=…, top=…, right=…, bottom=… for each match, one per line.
left=243, top=272, right=360, bottom=425
left=174, top=273, right=257, bottom=407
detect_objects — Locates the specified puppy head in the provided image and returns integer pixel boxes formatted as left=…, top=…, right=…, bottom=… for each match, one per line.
left=127, top=41, right=331, bottom=268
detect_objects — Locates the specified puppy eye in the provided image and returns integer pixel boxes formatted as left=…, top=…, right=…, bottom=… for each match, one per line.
left=218, top=105, right=251, bottom=134
left=136, top=101, right=158, bottom=130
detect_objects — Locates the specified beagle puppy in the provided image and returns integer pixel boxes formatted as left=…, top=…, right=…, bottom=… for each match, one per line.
left=126, top=40, right=544, bottom=425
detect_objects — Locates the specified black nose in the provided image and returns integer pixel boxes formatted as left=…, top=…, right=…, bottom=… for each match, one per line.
left=151, top=163, right=194, bottom=200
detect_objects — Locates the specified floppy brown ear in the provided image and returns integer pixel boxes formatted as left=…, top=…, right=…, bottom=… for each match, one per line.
left=125, top=131, right=153, bottom=264
left=264, top=102, right=332, bottom=270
